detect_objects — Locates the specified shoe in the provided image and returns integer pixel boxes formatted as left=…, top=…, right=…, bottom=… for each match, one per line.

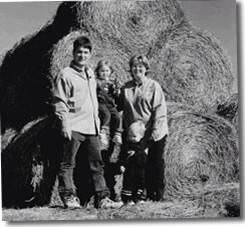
left=63, top=195, right=81, bottom=209
left=98, top=197, right=123, bottom=209
left=125, top=200, right=135, bottom=206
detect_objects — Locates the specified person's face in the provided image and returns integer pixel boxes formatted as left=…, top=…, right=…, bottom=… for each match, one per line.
left=98, top=65, right=111, bottom=81
left=131, top=63, right=147, bottom=83
left=73, top=46, right=91, bottom=66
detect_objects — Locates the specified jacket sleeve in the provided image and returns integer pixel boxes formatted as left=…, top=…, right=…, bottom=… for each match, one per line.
left=115, top=87, right=125, bottom=112
left=151, top=82, right=168, bottom=141
left=52, top=72, right=71, bottom=129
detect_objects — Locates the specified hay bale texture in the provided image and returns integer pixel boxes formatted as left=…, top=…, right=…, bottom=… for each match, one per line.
left=0, top=0, right=238, bottom=210
left=0, top=0, right=234, bottom=131
left=164, top=109, right=239, bottom=200
left=215, top=93, right=239, bottom=132
left=1, top=117, right=61, bottom=208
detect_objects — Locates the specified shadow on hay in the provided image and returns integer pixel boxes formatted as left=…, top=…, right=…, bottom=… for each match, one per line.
left=1, top=116, right=96, bottom=208
left=0, top=2, right=83, bottom=132
left=1, top=117, right=62, bottom=208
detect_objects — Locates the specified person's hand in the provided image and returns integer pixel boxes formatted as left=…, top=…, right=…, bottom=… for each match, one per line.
left=112, top=132, right=122, bottom=145
left=120, top=166, right=126, bottom=173
left=61, top=125, right=72, bottom=140
left=127, top=150, right=135, bottom=157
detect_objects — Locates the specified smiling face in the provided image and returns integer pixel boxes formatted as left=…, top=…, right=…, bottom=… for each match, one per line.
left=73, top=46, right=91, bottom=66
left=131, top=63, right=147, bottom=83
left=98, top=65, right=112, bottom=81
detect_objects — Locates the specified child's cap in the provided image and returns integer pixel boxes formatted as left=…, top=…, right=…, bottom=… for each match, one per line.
left=127, top=120, right=146, bottom=142
left=73, top=36, right=92, bottom=52
left=129, top=55, right=150, bottom=70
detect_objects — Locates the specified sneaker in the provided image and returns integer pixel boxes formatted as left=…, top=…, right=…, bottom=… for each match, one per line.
left=137, top=200, right=145, bottom=204
left=125, top=200, right=135, bottom=206
left=63, top=195, right=81, bottom=209
left=98, top=197, right=123, bottom=209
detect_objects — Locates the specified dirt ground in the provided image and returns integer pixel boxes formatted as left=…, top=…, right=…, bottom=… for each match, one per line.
left=2, top=199, right=232, bottom=221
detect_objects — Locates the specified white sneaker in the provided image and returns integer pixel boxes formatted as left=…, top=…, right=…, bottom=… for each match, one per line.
left=126, top=200, right=135, bottom=206
left=63, top=195, right=81, bottom=209
left=99, top=197, right=123, bottom=209
left=137, top=200, right=146, bottom=204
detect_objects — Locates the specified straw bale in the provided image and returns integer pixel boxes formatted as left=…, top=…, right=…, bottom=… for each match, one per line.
left=0, top=0, right=234, bottom=130
left=1, top=117, right=61, bottom=208
left=149, top=24, right=233, bottom=111
left=164, top=110, right=239, bottom=200
left=215, top=93, right=239, bottom=132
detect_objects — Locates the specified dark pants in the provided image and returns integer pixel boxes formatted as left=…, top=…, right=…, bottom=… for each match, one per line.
left=99, top=102, right=121, bottom=134
left=121, top=149, right=147, bottom=202
left=58, top=131, right=109, bottom=200
left=145, top=136, right=167, bottom=201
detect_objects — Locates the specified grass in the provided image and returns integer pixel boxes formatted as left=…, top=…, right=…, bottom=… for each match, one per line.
left=2, top=200, right=229, bottom=221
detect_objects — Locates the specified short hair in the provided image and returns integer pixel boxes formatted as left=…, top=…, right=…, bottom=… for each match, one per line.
left=129, top=55, right=150, bottom=71
left=73, top=36, right=92, bottom=52
left=95, top=59, right=114, bottom=78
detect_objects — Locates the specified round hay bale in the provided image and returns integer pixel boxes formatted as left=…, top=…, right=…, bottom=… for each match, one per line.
left=215, top=93, right=239, bottom=132
left=149, top=24, right=233, bottom=112
left=51, top=1, right=233, bottom=113
left=0, top=0, right=234, bottom=130
left=164, top=111, right=239, bottom=200
left=50, top=0, right=185, bottom=82
left=1, top=117, right=61, bottom=208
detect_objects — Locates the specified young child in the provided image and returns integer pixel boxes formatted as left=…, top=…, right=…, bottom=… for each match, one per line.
left=120, top=120, right=149, bottom=204
left=117, top=55, right=168, bottom=202
left=95, top=60, right=123, bottom=201
left=95, top=59, right=122, bottom=149
left=52, top=36, right=122, bottom=209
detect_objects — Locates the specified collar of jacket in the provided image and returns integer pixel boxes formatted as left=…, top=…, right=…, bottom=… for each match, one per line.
left=70, top=61, right=92, bottom=79
left=133, top=77, right=147, bottom=87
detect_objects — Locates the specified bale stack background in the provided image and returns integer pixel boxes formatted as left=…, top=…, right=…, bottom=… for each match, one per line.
left=0, top=0, right=239, bottom=214
left=164, top=109, right=239, bottom=200
left=215, top=93, right=239, bottom=132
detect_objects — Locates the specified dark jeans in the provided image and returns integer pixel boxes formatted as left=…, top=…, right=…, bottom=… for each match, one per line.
left=145, top=136, right=167, bottom=201
left=58, top=131, right=109, bottom=200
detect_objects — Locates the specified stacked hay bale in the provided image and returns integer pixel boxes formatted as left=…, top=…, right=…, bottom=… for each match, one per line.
left=1, top=117, right=61, bottom=207
left=0, top=0, right=238, bottom=211
left=164, top=108, right=239, bottom=201
left=215, top=93, right=239, bottom=132
left=51, top=1, right=233, bottom=113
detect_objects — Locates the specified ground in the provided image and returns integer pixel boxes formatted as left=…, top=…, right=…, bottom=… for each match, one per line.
left=2, top=200, right=229, bottom=221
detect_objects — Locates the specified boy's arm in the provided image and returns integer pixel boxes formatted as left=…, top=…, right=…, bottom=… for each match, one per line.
left=150, top=82, right=168, bottom=141
left=52, top=73, right=71, bottom=140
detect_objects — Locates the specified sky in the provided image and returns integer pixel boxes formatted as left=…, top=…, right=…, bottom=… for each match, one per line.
left=0, top=0, right=237, bottom=83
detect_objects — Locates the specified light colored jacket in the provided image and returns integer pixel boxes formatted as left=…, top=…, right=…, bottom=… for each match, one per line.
left=53, top=65, right=100, bottom=135
left=118, top=77, right=168, bottom=141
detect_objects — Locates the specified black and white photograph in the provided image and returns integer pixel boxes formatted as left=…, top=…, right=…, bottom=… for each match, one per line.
left=0, top=0, right=240, bottom=221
